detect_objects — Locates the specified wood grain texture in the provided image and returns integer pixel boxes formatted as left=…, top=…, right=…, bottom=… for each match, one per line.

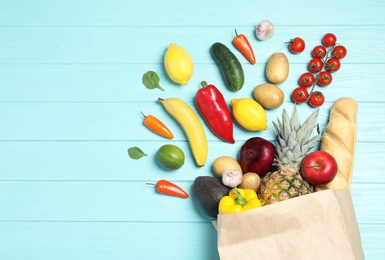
left=1, top=26, right=385, bottom=64
left=1, top=0, right=385, bottom=26
left=0, top=222, right=220, bottom=260
left=0, top=0, right=384, bottom=259
left=1, top=64, right=385, bottom=102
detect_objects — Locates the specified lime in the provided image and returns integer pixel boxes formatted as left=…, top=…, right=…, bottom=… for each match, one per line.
left=156, top=144, right=185, bottom=170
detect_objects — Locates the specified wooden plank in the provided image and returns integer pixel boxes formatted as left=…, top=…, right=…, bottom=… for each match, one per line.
left=0, top=221, right=383, bottom=259
left=0, top=63, right=384, bottom=102
left=0, top=220, right=382, bottom=259
left=0, top=0, right=384, bottom=26
left=0, top=102, right=383, bottom=142
left=0, top=141, right=382, bottom=184
left=0, top=221, right=220, bottom=260
left=0, top=26, right=384, bottom=64
left=0, top=180, right=205, bottom=222
left=359, top=224, right=385, bottom=258
left=0, top=181, right=382, bottom=225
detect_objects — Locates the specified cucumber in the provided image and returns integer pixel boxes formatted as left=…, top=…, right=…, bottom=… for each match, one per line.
left=211, top=42, right=245, bottom=91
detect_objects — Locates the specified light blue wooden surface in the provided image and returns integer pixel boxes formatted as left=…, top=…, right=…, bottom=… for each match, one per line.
left=1, top=0, right=384, bottom=259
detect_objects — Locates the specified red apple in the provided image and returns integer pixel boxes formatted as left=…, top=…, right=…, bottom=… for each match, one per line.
left=301, top=151, right=338, bottom=185
left=238, top=137, right=275, bottom=177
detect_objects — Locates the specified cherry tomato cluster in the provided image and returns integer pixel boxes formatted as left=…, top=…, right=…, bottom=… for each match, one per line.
left=289, top=33, right=347, bottom=107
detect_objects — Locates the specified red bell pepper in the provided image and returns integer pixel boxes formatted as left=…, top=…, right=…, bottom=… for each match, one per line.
left=233, top=29, right=256, bottom=65
left=195, top=81, right=235, bottom=144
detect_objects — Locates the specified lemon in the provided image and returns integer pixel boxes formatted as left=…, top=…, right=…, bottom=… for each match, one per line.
left=231, top=98, right=267, bottom=131
left=156, top=144, right=185, bottom=170
left=164, top=43, right=194, bottom=85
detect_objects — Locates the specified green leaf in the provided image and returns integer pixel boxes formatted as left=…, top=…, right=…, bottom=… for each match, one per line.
left=142, top=71, right=164, bottom=91
left=128, top=147, right=147, bottom=160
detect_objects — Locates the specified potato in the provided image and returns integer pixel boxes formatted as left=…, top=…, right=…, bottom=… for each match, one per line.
left=253, top=83, right=284, bottom=109
left=212, top=156, right=242, bottom=177
left=266, top=53, right=289, bottom=84
left=238, top=172, right=261, bottom=192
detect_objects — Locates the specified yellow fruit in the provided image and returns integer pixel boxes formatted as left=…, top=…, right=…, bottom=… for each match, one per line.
left=157, top=144, right=185, bottom=170
left=164, top=43, right=194, bottom=85
left=158, top=97, right=208, bottom=167
left=231, top=98, right=267, bottom=131
left=212, top=156, right=242, bottom=177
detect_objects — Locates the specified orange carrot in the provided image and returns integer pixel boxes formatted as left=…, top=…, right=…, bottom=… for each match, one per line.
left=141, top=112, right=174, bottom=139
left=232, top=29, right=256, bottom=65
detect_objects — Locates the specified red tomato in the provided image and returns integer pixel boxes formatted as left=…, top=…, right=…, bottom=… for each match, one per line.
left=312, top=45, right=327, bottom=58
left=308, top=91, right=325, bottom=107
left=325, top=57, right=341, bottom=72
left=299, top=72, right=316, bottom=88
left=332, top=45, right=347, bottom=59
left=317, top=71, right=333, bottom=87
left=308, top=58, right=324, bottom=73
left=322, top=33, right=337, bottom=47
left=292, top=87, right=309, bottom=104
left=288, top=37, right=306, bottom=53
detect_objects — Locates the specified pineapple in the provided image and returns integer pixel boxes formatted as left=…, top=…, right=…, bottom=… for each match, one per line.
left=258, top=105, right=321, bottom=205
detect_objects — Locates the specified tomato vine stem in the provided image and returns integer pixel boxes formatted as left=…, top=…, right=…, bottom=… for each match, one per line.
left=306, top=44, right=336, bottom=102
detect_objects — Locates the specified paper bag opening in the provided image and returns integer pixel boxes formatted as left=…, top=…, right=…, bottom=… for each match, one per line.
left=215, top=189, right=364, bottom=260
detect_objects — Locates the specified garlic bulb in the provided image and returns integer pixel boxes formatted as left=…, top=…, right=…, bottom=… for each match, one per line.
left=255, top=20, right=274, bottom=40
left=222, top=169, right=243, bottom=188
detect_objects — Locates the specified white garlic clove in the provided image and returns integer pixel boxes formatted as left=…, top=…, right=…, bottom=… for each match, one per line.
left=255, top=20, right=274, bottom=40
left=222, top=169, right=243, bottom=188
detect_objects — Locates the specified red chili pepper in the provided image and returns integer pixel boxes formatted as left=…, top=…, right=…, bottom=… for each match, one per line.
left=147, top=180, right=189, bottom=199
left=195, top=81, right=235, bottom=144
left=141, top=111, right=174, bottom=139
left=232, top=29, right=256, bottom=65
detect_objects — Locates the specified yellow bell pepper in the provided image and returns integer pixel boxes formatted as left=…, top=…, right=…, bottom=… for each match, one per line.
left=219, top=188, right=262, bottom=214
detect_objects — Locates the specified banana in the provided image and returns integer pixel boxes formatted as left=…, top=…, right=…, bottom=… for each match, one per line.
left=158, top=97, right=208, bottom=167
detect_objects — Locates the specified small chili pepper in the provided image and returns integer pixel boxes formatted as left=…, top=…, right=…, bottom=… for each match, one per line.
left=232, top=29, right=256, bottom=65
left=146, top=180, right=189, bottom=199
left=195, top=81, right=235, bottom=144
left=219, top=188, right=261, bottom=214
left=141, top=111, right=174, bottom=139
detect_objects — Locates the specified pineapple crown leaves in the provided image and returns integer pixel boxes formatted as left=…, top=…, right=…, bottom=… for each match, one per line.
left=272, top=105, right=322, bottom=169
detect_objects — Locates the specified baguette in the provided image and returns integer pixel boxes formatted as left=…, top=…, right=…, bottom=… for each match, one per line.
left=315, top=97, right=358, bottom=191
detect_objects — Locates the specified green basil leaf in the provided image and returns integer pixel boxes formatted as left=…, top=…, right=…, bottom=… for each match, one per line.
left=128, top=146, right=148, bottom=159
left=142, top=71, right=164, bottom=91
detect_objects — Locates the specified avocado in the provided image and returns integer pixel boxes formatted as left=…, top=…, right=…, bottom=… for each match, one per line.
left=193, top=176, right=231, bottom=219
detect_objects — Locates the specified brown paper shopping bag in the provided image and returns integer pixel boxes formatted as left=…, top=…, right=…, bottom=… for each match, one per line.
left=216, top=189, right=364, bottom=260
